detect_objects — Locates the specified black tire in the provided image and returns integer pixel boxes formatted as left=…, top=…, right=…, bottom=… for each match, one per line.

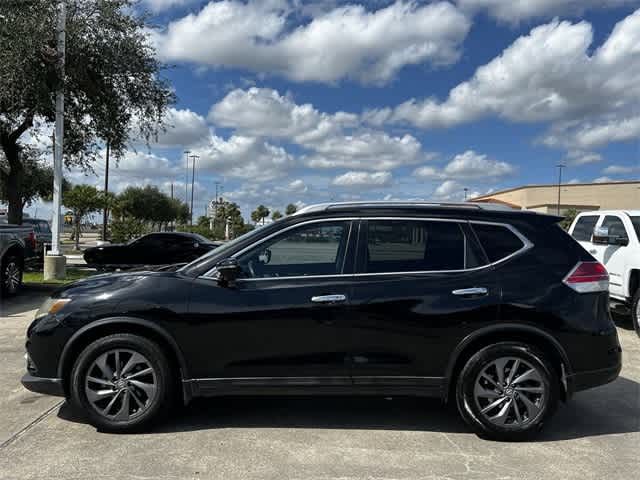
left=70, top=333, right=175, bottom=432
left=455, top=342, right=559, bottom=441
left=1, top=254, right=23, bottom=297
left=632, top=289, right=640, bottom=338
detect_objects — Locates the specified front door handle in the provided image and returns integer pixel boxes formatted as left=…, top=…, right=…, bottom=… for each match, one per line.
left=311, top=294, right=347, bottom=304
left=452, top=287, right=488, bottom=297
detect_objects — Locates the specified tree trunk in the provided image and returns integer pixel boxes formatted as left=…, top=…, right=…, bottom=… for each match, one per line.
left=1, top=140, right=24, bottom=225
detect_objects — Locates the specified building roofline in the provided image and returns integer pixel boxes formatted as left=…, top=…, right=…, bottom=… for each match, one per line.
left=471, top=180, right=640, bottom=201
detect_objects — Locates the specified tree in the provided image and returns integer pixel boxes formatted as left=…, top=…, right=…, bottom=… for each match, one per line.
left=560, top=208, right=579, bottom=231
left=271, top=210, right=283, bottom=221
left=196, top=215, right=210, bottom=228
left=114, top=185, right=188, bottom=230
left=63, top=184, right=103, bottom=250
left=251, top=205, right=270, bottom=225
left=285, top=203, right=297, bottom=215
left=0, top=149, right=70, bottom=216
left=0, top=0, right=174, bottom=224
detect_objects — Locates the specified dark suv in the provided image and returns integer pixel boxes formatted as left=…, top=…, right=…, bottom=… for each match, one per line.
left=22, top=202, right=621, bottom=440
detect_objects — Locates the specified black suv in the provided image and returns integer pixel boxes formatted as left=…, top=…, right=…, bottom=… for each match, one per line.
left=23, top=202, right=621, bottom=440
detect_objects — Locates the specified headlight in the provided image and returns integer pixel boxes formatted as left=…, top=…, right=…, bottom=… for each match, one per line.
left=35, top=298, right=71, bottom=319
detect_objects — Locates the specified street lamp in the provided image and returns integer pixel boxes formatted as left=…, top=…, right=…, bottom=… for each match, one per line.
left=183, top=150, right=191, bottom=203
left=189, top=154, right=199, bottom=225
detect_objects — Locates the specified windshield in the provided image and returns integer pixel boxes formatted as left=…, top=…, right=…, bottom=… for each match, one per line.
left=630, top=216, right=640, bottom=241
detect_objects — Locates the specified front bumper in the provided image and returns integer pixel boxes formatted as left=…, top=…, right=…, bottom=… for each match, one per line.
left=21, top=374, right=65, bottom=397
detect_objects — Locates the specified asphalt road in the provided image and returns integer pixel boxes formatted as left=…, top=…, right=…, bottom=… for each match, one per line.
left=0, top=288, right=638, bottom=480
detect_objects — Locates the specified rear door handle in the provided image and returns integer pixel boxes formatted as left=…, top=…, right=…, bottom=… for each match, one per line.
left=452, top=287, right=488, bottom=297
left=311, top=294, right=347, bottom=304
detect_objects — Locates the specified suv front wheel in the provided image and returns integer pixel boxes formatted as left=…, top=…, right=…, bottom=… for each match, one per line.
left=632, top=289, right=640, bottom=338
left=456, top=342, right=559, bottom=441
left=70, top=333, right=175, bottom=432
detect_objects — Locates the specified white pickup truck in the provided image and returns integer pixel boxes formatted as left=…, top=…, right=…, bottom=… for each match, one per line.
left=568, top=210, right=640, bottom=335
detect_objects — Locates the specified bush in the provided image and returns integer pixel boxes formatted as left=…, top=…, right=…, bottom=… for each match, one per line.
left=110, top=218, right=148, bottom=243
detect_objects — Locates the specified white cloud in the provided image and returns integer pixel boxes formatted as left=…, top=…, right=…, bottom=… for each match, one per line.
left=193, top=134, right=296, bottom=181
left=434, top=180, right=462, bottom=199
left=153, top=108, right=210, bottom=148
left=368, top=9, right=640, bottom=152
left=414, top=150, right=515, bottom=180
left=564, top=150, right=603, bottom=166
left=142, top=0, right=198, bottom=13
left=152, top=0, right=471, bottom=85
left=331, top=171, right=393, bottom=188
left=305, top=132, right=426, bottom=170
left=544, top=116, right=640, bottom=150
left=602, top=165, right=639, bottom=175
left=210, top=87, right=433, bottom=171
left=456, top=0, right=636, bottom=24
left=209, top=87, right=356, bottom=144
left=593, top=176, right=615, bottom=183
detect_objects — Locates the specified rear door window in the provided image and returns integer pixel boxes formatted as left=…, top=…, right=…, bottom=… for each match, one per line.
left=362, top=220, right=482, bottom=273
left=571, top=215, right=599, bottom=242
left=471, top=223, right=526, bottom=263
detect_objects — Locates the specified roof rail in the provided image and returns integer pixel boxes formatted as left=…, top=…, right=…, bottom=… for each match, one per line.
left=293, top=201, right=516, bottom=215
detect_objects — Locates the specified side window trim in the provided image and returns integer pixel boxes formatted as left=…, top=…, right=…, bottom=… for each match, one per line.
left=200, top=217, right=533, bottom=279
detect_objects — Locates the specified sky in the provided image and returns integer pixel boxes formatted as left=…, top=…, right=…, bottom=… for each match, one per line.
left=22, top=0, right=640, bottom=222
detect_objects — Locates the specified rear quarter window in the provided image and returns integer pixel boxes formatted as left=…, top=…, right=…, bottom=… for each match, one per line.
left=571, top=215, right=599, bottom=242
left=471, top=223, right=526, bottom=263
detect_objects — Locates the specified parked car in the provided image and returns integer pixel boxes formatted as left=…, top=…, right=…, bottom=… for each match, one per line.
left=568, top=210, right=640, bottom=335
left=83, top=232, right=222, bottom=270
left=1, top=224, right=36, bottom=296
left=22, top=218, right=52, bottom=259
left=23, top=202, right=621, bottom=440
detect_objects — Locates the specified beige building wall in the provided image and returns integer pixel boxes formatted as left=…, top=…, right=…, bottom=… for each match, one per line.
left=471, top=181, right=640, bottom=213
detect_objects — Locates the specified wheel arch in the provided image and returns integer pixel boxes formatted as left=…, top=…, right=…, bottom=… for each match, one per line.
left=444, top=324, right=572, bottom=403
left=2, top=243, right=25, bottom=265
left=58, top=317, right=190, bottom=397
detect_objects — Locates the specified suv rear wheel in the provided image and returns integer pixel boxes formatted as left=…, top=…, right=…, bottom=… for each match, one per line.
left=70, top=333, right=175, bottom=432
left=456, top=342, right=559, bottom=441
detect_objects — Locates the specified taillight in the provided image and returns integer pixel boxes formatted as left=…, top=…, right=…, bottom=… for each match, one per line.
left=28, top=232, right=36, bottom=249
left=563, top=261, right=609, bottom=293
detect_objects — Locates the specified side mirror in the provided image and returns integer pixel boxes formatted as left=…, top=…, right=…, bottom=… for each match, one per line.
left=592, top=226, right=609, bottom=244
left=216, top=258, right=240, bottom=287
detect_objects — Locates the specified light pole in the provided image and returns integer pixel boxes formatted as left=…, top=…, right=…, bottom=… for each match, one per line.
left=189, top=154, right=199, bottom=225
left=463, top=188, right=468, bottom=201
left=45, top=0, right=66, bottom=281
left=183, top=150, right=191, bottom=202
left=101, top=141, right=110, bottom=241
left=556, top=163, right=566, bottom=215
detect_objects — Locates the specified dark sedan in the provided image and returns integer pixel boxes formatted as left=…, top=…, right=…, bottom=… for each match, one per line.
left=83, top=232, right=221, bottom=270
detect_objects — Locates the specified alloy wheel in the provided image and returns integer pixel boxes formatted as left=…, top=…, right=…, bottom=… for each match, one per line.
left=3, top=261, right=21, bottom=294
left=84, top=349, right=158, bottom=421
left=473, top=356, right=547, bottom=429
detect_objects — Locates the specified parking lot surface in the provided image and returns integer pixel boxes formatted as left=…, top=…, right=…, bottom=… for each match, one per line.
left=1, top=289, right=638, bottom=480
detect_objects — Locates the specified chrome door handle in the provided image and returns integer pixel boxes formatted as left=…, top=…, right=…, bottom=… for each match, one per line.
left=311, top=294, right=347, bottom=304
left=452, top=287, right=488, bottom=296
left=589, top=249, right=597, bottom=254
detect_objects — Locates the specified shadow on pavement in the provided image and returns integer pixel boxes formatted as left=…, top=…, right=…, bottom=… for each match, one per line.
left=57, top=376, right=639, bottom=442
left=1, top=286, right=54, bottom=317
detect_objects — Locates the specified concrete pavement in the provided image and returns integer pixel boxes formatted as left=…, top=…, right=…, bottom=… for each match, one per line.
left=0, top=290, right=638, bottom=480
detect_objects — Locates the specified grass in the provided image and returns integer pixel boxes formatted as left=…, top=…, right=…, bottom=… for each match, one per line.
left=23, top=268, right=94, bottom=285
